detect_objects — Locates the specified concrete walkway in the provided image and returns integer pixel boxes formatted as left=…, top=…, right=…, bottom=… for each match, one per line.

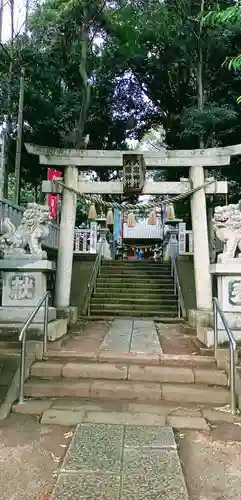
left=99, top=319, right=163, bottom=354
left=50, top=320, right=189, bottom=499
left=51, top=423, right=189, bottom=500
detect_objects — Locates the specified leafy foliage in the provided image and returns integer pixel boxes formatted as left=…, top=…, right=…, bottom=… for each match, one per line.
left=1, top=0, right=241, bottom=212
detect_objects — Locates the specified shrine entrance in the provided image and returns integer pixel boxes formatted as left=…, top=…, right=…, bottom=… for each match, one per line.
left=25, top=142, right=241, bottom=316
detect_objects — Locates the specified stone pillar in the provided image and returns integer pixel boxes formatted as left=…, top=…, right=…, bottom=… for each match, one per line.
left=54, top=165, right=78, bottom=308
left=189, top=164, right=212, bottom=310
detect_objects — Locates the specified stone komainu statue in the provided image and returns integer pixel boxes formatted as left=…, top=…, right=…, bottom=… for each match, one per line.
left=0, top=203, right=51, bottom=259
left=213, top=203, right=241, bottom=263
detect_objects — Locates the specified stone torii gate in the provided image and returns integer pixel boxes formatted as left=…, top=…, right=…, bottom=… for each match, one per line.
left=25, top=143, right=241, bottom=315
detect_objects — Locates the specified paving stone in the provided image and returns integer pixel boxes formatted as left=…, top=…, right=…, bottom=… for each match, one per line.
left=100, top=342, right=130, bottom=353
left=124, top=425, right=176, bottom=449
left=90, top=380, right=162, bottom=402
left=62, top=362, right=128, bottom=380
left=30, top=360, right=63, bottom=378
left=61, top=423, right=124, bottom=473
left=130, top=341, right=161, bottom=354
left=134, top=320, right=156, bottom=328
left=110, top=319, right=133, bottom=330
left=121, top=448, right=189, bottom=500
left=99, top=329, right=131, bottom=352
left=12, top=399, right=52, bottom=415
left=128, top=365, right=194, bottom=383
left=130, top=323, right=162, bottom=355
left=51, top=472, right=120, bottom=500
left=166, top=415, right=210, bottom=430
left=84, top=411, right=166, bottom=426
left=193, top=368, right=228, bottom=386
left=161, top=383, right=230, bottom=405
left=41, top=409, right=86, bottom=425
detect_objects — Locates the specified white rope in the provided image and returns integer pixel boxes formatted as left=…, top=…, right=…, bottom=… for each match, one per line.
left=53, top=177, right=217, bottom=211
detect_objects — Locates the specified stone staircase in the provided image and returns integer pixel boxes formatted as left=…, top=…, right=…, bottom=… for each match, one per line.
left=12, top=319, right=231, bottom=427
left=90, top=261, right=178, bottom=317
left=22, top=352, right=229, bottom=407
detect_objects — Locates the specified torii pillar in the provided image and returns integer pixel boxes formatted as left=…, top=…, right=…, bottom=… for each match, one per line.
left=190, top=164, right=212, bottom=310
left=54, top=165, right=78, bottom=308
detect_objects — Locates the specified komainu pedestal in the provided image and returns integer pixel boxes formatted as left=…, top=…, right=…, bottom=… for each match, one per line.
left=210, top=263, right=241, bottom=344
left=209, top=202, right=241, bottom=344
left=0, top=204, right=67, bottom=341
left=0, top=259, right=56, bottom=323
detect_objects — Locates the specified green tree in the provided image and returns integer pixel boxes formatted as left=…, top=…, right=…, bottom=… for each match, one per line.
left=1, top=0, right=241, bottom=211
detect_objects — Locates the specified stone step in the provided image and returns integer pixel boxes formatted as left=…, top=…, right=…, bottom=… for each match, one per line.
left=91, top=297, right=177, bottom=305
left=90, top=303, right=178, bottom=311
left=96, top=278, right=174, bottom=291
left=13, top=397, right=240, bottom=428
left=95, top=284, right=175, bottom=290
left=30, top=359, right=228, bottom=386
left=89, top=309, right=178, bottom=317
left=102, top=262, right=171, bottom=267
left=43, top=351, right=217, bottom=368
left=98, top=275, right=173, bottom=281
left=94, top=289, right=176, bottom=296
left=80, top=315, right=185, bottom=323
left=98, top=274, right=173, bottom=280
left=96, top=280, right=174, bottom=286
left=24, top=378, right=230, bottom=405
left=93, top=293, right=176, bottom=300
left=100, top=268, right=171, bottom=277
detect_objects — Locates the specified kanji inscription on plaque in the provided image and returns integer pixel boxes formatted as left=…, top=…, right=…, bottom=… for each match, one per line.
left=228, top=280, right=241, bottom=306
left=9, top=275, right=36, bottom=300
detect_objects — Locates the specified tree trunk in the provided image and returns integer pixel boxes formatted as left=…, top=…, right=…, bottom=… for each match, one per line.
left=197, top=0, right=205, bottom=149
left=0, top=0, right=3, bottom=42
left=75, top=1, right=91, bottom=148
left=4, top=0, right=14, bottom=199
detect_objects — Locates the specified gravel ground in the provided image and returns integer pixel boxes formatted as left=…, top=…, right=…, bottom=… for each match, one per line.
left=177, top=423, right=241, bottom=500
left=0, top=414, right=73, bottom=500
left=1, top=414, right=241, bottom=499
left=156, top=323, right=200, bottom=355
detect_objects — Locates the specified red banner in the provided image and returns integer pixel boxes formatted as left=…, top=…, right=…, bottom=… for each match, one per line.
left=47, top=168, right=62, bottom=219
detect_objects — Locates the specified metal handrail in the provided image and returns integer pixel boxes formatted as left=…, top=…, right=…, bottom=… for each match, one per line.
left=18, top=291, right=49, bottom=404
left=213, top=297, right=237, bottom=414
left=169, top=241, right=186, bottom=318
left=84, top=239, right=104, bottom=316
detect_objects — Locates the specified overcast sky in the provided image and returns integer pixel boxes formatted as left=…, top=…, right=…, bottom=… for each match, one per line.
left=2, top=0, right=25, bottom=42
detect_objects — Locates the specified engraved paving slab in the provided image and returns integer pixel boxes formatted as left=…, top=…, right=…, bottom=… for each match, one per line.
left=51, top=424, right=189, bottom=499
left=99, top=319, right=163, bottom=354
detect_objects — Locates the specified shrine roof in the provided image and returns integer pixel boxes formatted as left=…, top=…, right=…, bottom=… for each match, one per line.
left=123, top=219, right=167, bottom=240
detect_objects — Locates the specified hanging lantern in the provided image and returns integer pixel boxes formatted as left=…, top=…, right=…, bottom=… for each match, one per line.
left=106, top=208, right=114, bottom=225
left=88, top=203, right=97, bottom=220
left=166, top=203, right=175, bottom=220
left=148, top=209, right=157, bottom=225
left=127, top=212, right=136, bottom=227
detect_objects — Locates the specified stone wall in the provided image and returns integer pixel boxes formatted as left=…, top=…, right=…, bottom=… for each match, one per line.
left=70, top=254, right=96, bottom=315
left=177, top=255, right=196, bottom=312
